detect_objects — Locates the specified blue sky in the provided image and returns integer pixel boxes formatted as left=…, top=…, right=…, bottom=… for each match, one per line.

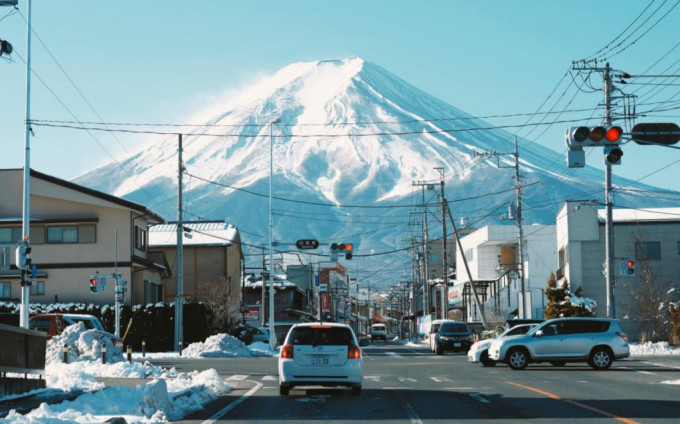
left=1, top=0, right=679, bottom=191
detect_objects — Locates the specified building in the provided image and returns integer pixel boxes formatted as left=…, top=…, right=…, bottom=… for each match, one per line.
left=0, top=169, right=168, bottom=306
left=148, top=221, right=243, bottom=321
left=455, top=223, right=557, bottom=322
left=557, top=201, right=680, bottom=339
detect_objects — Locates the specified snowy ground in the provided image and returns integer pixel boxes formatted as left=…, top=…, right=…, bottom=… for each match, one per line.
left=0, top=328, right=678, bottom=423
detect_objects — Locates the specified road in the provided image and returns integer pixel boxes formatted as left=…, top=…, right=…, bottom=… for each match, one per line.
left=146, top=341, right=680, bottom=423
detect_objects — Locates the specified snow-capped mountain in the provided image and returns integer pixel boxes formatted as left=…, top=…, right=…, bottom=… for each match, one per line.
left=74, top=58, right=678, bottom=287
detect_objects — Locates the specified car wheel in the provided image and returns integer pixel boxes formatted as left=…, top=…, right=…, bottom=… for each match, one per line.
left=351, top=385, right=362, bottom=395
left=550, top=361, right=566, bottom=367
left=507, top=347, right=529, bottom=370
left=279, top=385, right=290, bottom=396
left=588, top=347, right=613, bottom=370
left=480, top=351, right=497, bottom=367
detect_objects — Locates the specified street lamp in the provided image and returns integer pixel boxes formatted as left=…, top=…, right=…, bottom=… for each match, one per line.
left=268, top=118, right=281, bottom=350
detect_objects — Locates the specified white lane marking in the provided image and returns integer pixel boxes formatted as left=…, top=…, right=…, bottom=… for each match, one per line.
left=202, top=380, right=263, bottom=424
left=396, top=394, right=423, bottom=424
left=430, top=376, right=451, bottom=383
left=261, top=375, right=278, bottom=381
left=226, top=375, right=248, bottom=381
left=399, top=377, right=417, bottom=382
left=470, top=392, right=491, bottom=403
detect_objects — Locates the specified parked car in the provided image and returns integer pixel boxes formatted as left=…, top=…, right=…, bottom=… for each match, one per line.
left=488, top=317, right=630, bottom=370
left=370, top=323, right=387, bottom=341
left=468, top=323, right=538, bottom=367
left=278, top=322, right=363, bottom=396
left=29, top=313, right=120, bottom=345
left=429, top=319, right=454, bottom=352
left=433, top=321, right=473, bottom=355
left=249, top=326, right=271, bottom=344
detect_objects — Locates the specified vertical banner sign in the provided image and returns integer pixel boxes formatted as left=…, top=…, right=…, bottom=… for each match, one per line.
left=321, top=294, right=330, bottom=312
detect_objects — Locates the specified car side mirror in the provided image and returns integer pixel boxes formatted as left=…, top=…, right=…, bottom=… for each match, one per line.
left=534, top=330, right=543, bottom=337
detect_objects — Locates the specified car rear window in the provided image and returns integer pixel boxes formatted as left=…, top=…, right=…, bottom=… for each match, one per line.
left=288, top=327, right=354, bottom=346
left=440, top=323, right=469, bottom=332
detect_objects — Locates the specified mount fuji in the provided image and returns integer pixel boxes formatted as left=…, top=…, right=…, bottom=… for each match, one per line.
left=74, top=58, right=677, bottom=286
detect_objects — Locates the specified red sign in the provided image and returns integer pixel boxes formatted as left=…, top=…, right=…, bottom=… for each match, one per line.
left=321, top=294, right=330, bottom=311
left=245, top=306, right=260, bottom=321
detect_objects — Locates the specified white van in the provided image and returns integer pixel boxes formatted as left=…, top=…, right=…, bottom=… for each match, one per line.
left=370, top=323, right=387, bottom=341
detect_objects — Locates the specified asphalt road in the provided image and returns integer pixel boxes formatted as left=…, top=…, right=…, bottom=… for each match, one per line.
left=146, top=341, right=680, bottom=424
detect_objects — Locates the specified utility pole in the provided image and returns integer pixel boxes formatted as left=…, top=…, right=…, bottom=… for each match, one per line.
left=513, top=137, right=528, bottom=319
left=473, top=140, right=528, bottom=318
left=435, top=167, right=448, bottom=320
left=412, top=181, right=433, bottom=320
left=19, top=0, right=33, bottom=329
left=174, top=134, right=185, bottom=352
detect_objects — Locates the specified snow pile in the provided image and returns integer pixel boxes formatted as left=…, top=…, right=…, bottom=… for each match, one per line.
left=1, top=325, right=231, bottom=423
left=568, top=294, right=597, bottom=312
left=630, top=341, right=680, bottom=355
left=183, top=333, right=267, bottom=358
left=45, top=322, right=124, bottom=364
left=247, top=341, right=279, bottom=357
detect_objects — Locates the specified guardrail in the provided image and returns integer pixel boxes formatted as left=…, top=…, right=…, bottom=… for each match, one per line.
left=0, top=323, right=47, bottom=396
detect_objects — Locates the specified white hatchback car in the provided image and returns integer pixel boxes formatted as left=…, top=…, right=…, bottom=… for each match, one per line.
left=467, top=323, right=537, bottom=366
left=278, top=322, right=363, bottom=395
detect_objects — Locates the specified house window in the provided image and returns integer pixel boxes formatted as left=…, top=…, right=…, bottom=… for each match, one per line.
left=0, top=282, right=10, bottom=299
left=636, top=241, right=661, bottom=260
left=135, top=226, right=147, bottom=251
left=0, top=227, right=22, bottom=244
left=46, top=225, right=96, bottom=244
left=47, top=226, right=78, bottom=243
left=465, top=249, right=474, bottom=262
left=30, top=281, right=45, bottom=296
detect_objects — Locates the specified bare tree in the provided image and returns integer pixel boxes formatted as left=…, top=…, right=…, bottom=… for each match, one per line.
left=628, top=258, right=673, bottom=342
left=190, top=279, right=240, bottom=334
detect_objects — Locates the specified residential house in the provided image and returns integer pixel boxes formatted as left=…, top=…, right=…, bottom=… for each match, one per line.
left=0, top=169, right=168, bottom=306
left=455, top=223, right=557, bottom=322
left=148, top=221, right=244, bottom=323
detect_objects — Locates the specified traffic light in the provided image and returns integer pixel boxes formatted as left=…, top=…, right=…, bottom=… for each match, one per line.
left=330, top=242, right=354, bottom=260
left=15, top=242, right=32, bottom=270
left=626, top=260, right=635, bottom=276
left=604, top=145, right=623, bottom=165
left=89, top=276, right=98, bottom=293
left=565, top=125, right=623, bottom=147
left=632, top=123, right=680, bottom=146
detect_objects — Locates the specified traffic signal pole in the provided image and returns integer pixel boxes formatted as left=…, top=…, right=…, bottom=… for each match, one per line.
left=604, top=63, right=616, bottom=319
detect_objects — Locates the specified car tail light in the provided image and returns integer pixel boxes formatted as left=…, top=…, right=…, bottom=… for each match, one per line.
left=281, top=343, right=294, bottom=359
left=617, top=332, right=628, bottom=342
left=348, top=345, right=361, bottom=359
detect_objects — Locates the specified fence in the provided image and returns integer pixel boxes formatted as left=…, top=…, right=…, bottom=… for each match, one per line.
left=0, top=323, right=47, bottom=396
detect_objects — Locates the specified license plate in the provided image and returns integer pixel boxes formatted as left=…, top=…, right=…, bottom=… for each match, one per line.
left=312, top=355, right=329, bottom=365
left=454, top=343, right=461, bottom=347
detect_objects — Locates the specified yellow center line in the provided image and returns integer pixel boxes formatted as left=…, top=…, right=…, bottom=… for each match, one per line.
left=506, top=381, right=641, bottom=424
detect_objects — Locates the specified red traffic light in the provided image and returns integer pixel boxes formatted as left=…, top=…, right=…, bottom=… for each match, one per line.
left=627, top=260, right=634, bottom=268
left=90, top=278, right=97, bottom=286
left=344, top=243, right=353, bottom=251
left=605, top=126, right=622, bottom=142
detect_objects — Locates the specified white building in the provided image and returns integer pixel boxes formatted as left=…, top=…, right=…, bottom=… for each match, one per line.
left=454, top=224, right=556, bottom=322
left=556, top=201, right=680, bottom=339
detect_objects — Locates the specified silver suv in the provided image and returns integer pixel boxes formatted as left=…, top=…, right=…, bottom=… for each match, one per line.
left=488, top=318, right=629, bottom=370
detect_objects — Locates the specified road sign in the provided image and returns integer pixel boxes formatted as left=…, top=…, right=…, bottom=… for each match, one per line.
left=296, top=239, right=319, bottom=249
